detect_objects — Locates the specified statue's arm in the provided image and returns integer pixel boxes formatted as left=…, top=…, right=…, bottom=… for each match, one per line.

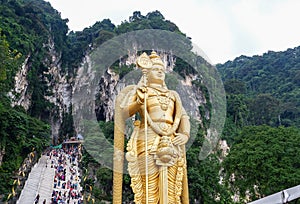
left=178, top=108, right=190, bottom=138
left=172, top=91, right=190, bottom=145
left=121, top=91, right=143, bottom=118
left=173, top=90, right=190, bottom=137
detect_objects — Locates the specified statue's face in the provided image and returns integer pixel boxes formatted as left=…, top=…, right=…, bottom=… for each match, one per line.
left=147, top=65, right=165, bottom=84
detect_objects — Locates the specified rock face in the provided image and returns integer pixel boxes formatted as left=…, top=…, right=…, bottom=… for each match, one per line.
left=8, top=42, right=208, bottom=141
left=95, top=68, right=119, bottom=121
left=8, top=55, right=31, bottom=110
left=43, top=38, right=72, bottom=142
left=72, top=55, right=98, bottom=134
left=8, top=37, right=73, bottom=142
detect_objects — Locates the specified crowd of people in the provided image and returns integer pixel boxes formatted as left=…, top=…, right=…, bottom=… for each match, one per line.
left=48, top=145, right=83, bottom=204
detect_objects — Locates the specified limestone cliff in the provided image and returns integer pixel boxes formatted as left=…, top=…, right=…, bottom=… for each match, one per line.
left=8, top=55, right=31, bottom=110
left=8, top=37, right=72, bottom=142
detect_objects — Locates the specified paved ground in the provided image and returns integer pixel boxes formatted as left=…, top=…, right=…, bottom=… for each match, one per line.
left=17, top=155, right=54, bottom=204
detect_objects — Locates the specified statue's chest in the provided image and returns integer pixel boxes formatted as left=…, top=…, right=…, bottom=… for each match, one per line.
left=147, top=89, right=175, bottom=112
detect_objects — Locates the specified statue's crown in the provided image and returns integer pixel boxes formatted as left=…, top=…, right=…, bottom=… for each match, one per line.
left=136, top=51, right=165, bottom=70
left=149, top=51, right=164, bottom=67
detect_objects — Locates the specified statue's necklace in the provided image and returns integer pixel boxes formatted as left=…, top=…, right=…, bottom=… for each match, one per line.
left=153, top=89, right=171, bottom=111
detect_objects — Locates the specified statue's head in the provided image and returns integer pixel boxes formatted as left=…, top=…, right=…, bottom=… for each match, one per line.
left=136, top=51, right=166, bottom=85
left=148, top=51, right=165, bottom=84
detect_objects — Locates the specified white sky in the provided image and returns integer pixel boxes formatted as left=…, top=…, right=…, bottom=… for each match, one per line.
left=46, top=0, right=300, bottom=64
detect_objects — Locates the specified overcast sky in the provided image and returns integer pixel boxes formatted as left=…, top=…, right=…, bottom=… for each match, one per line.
left=46, top=0, right=300, bottom=64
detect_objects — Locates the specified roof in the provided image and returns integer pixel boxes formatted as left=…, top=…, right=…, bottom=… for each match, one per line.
left=63, top=140, right=82, bottom=144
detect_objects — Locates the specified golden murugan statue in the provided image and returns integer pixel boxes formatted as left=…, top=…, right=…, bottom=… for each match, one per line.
left=113, top=51, right=190, bottom=204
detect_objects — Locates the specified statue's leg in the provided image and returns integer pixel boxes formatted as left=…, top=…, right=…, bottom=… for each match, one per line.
left=137, top=149, right=159, bottom=203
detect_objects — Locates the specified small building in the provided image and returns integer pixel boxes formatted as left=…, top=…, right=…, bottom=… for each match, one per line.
left=62, top=137, right=82, bottom=149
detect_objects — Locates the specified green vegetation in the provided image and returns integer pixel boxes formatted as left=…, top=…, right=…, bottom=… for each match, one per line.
left=0, top=100, right=50, bottom=197
left=115, top=11, right=183, bottom=35
left=110, top=58, right=135, bottom=79
left=62, top=19, right=115, bottom=71
left=0, top=31, right=22, bottom=92
left=223, top=126, right=300, bottom=201
left=218, top=48, right=300, bottom=202
left=0, top=0, right=69, bottom=120
left=0, top=0, right=58, bottom=199
left=217, top=49, right=300, bottom=127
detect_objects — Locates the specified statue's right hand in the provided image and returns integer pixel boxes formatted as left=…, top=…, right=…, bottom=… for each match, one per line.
left=136, top=86, right=147, bottom=104
left=137, top=86, right=147, bottom=93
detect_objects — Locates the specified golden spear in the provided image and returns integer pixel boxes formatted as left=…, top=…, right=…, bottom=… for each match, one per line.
left=136, top=52, right=152, bottom=204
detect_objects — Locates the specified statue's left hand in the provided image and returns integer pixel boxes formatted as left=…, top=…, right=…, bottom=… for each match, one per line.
left=172, top=133, right=189, bottom=145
